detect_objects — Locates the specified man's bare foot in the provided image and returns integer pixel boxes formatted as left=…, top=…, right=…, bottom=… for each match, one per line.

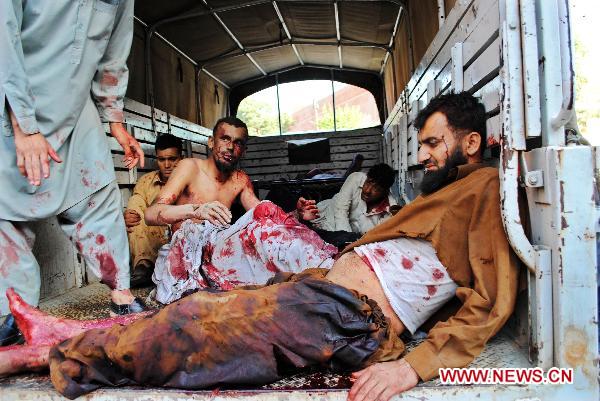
left=110, top=289, right=135, bottom=305
left=6, top=288, right=151, bottom=346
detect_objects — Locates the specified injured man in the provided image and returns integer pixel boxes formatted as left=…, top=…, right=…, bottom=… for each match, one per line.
left=0, top=93, right=519, bottom=401
left=144, top=116, right=338, bottom=303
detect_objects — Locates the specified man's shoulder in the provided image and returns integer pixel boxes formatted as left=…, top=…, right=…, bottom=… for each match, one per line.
left=456, top=164, right=499, bottom=184
left=470, top=166, right=499, bottom=183
left=178, top=157, right=202, bottom=168
left=174, top=157, right=202, bottom=175
left=139, top=170, right=159, bottom=181
left=346, top=171, right=367, bottom=184
left=135, top=170, right=159, bottom=187
left=233, top=169, right=252, bottom=185
left=348, top=171, right=367, bottom=179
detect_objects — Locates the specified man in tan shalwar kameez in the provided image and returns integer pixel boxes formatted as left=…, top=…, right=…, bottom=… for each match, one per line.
left=124, top=134, right=182, bottom=287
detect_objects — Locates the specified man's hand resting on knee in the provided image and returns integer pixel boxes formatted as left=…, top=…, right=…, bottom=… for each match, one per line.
left=348, top=358, right=419, bottom=401
left=124, top=210, right=142, bottom=233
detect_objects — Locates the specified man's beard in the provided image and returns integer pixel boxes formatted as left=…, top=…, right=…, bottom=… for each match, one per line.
left=419, top=147, right=467, bottom=194
left=214, top=155, right=238, bottom=174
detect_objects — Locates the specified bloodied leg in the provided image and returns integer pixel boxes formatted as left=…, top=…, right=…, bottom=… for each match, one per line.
left=6, top=289, right=152, bottom=346
left=59, top=182, right=131, bottom=292
left=153, top=201, right=338, bottom=304
left=0, top=289, right=152, bottom=376
left=0, top=344, right=52, bottom=376
left=0, top=183, right=133, bottom=317
left=50, top=270, right=405, bottom=399
left=0, top=221, right=41, bottom=315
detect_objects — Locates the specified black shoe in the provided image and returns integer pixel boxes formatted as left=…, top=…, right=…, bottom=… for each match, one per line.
left=0, top=314, right=24, bottom=346
left=110, top=297, right=148, bottom=316
left=130, top=262, right=154, bottom=288
left=130, top=269, right=154, bottom=288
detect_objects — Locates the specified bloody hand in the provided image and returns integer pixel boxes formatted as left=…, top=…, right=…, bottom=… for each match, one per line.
left=110, top=122, right=144, bottom=169
left=124, top=209, right=142, bottom=232
left=296, top=197, right=320, bottom=221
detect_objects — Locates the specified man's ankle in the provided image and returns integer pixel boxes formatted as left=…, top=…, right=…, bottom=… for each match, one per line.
left=111, top=289, right=135, bottom=305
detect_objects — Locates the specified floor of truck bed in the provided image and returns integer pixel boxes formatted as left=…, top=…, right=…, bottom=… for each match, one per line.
left=0, top=283, right=534, bottom=400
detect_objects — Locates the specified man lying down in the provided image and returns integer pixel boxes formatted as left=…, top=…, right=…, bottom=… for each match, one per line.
left=0, top=93, right=519, bottom=401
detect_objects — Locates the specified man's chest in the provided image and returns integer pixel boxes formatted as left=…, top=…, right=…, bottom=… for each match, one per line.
left=185, top=178, right=243, bottom=207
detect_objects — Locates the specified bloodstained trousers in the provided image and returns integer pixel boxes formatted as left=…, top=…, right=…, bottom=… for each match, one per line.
left=49, top=269, right=406, bottom=399
left=0, top=181, right=130, bottom=315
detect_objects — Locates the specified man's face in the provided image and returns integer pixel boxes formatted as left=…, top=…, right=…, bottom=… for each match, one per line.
left=209, top=123, right=248, bottom=173
left=417, top=112, right=461, bottom=172
left=361, top=178, right=387, bottom=204
left=417, top=112, right=467, bottom=194
left=156, top=147, right=182, bottom=181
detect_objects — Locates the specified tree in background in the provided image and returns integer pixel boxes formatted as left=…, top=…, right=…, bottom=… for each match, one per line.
left=574, top=37, right=600, bottom=137
left=317, top=104, right=364, bottom=131
left=236, top=98, right=292, bottom=136
left=571, top=0, right=600, bottom=143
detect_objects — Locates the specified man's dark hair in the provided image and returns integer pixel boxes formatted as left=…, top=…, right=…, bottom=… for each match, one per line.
left=213, top=117, right=249, bottom=138
left=413, top=91, right=487, bottom=153
left=155, top=133, right=183, bottom=153
left=367, top=163, right=396, bottom=190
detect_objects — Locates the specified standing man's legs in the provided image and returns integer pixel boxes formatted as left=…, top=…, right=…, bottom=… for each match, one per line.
left=0, top=221, right=39, bottom=344
left=59, top=181, right=145, bottom=314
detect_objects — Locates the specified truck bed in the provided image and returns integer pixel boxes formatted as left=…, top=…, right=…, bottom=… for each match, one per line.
left=0, top=283, right=534, bottom=400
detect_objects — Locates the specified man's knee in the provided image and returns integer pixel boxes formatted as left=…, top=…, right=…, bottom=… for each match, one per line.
left=252, top=201, right=289, bottom=223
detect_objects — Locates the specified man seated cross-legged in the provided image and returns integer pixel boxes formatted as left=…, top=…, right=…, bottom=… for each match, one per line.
left=0, top=93, right=519, bottom=401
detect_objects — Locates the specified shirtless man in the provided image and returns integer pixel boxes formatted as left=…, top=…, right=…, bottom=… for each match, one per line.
left=145, top=117, right=337, bottom=303
left=145, top=117, right=258, bottom=231
left=1, top=93, right=519, bottom=401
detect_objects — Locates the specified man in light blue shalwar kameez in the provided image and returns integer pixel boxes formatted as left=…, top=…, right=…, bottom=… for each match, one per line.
left=0, top=0, right=148, bottom=344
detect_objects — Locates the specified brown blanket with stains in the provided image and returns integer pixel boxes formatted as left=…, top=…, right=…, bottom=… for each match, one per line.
left=49, top=269, right=405, bottom=399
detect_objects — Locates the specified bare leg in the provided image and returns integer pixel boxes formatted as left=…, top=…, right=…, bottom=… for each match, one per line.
left=0, top=344, right=51, bottom=376
left=6, top=288, right=153, bottom=346
left=0, top=289, right=153, bottom=377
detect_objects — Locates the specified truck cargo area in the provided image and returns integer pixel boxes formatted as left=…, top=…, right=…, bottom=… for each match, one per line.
left=1, top=0, right=597, bottom=400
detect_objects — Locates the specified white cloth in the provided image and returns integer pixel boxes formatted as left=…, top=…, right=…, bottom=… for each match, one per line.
left=312, top=172, right=397, bottom=234
left=354, top=237, right=458, bottom=334
left=153, top=201, right=337, bottom=304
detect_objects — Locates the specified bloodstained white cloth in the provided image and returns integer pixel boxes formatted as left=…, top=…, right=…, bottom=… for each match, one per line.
left=153, top=201, right=338, bottom=304
left=353, top=237, right=458, bottom=334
